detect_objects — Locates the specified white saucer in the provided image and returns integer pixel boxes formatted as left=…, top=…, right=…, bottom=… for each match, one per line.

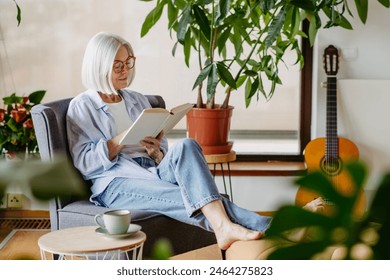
left=95, top=224, right=142, bottom=238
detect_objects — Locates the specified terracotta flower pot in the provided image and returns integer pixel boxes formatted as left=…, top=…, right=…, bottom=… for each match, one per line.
left=186, top=106, right=233, bottom=155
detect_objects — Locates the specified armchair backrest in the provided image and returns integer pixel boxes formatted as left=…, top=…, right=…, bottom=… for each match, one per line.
left=31, top=98, right=72, bottom=161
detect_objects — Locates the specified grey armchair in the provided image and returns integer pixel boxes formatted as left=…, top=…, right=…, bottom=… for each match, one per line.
left=31, top=95, right=217, bottom=259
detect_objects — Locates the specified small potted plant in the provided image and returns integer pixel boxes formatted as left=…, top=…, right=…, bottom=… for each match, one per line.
left=0, top=90, right=46, bottom=160
left=139, top=0, right=388, bottom=154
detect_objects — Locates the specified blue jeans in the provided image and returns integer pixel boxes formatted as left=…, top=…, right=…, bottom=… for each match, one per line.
left=95, top=139, right=272, bottom=232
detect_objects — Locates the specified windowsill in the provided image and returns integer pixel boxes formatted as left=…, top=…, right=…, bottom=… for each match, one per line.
left=208, top=161, right=307, bottom=177
left=168, top=135, right=306, bottom=176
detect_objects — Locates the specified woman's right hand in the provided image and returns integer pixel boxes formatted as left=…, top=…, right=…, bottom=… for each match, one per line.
left=107, top=136, right=124, bottom=161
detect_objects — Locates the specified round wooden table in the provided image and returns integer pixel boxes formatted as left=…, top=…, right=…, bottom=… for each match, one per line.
left=204, top=151, right=236, bottom=201
left=38, top=226, right=146, bottom=260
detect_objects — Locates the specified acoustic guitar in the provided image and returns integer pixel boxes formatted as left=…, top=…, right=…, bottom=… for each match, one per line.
left=295, top=45, right=366, bottom=218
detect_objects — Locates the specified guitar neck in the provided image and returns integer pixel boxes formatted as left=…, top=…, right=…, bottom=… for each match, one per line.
left=326, top=76, right=338, bottom=160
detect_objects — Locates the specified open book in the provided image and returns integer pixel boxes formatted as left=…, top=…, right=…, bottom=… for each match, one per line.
left=118, top=103, right=194, bottom=145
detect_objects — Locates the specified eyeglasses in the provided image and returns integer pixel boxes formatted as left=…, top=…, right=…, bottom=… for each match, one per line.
left=112, top=56, right=136, bottom=73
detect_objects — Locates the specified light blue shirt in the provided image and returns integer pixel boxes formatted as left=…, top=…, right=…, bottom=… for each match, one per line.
left=66, top=89, right=169, bottom=201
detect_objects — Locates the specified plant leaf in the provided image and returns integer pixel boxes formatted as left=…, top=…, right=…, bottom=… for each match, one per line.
left=28, top=90, right=46, bottom=104
left=267, top=241, right=329, bottom=260
left=235, top=75, right=247, bottom=88
left=354, top=0, right=368, bottom=23
left=216, top=62, right=236, bottom=89
left=6, top=118, right=19, bottom=132
left=2, top=93, right=19, bottom=105
left=177, top=5, right=193, bottom=43
left=367, top=173, right=390, bottom=259
left=244, top=78, right=252, bottom=108
left=183, top=31, right=192, bottom=67
left=140, top=0, right=167, bottom=37
left=0, top=157, right=88, bottom=201
left=258, top=0, right=276, bottom=13
left=151, top=238, right=173, bottom=260
left=307, top=13, right=319, bottom=46
left=171, top=41, right=178, bottom=56
left=322, top=6, right=353, bottom=30
left=291, top=0, right=316, bottom=11
left=193, top=5, right=211, bottom=39
left=167, top=0, right=178, bottom=29
left=206, top=63, right=218, bottom=101
left=192, top=63, right=212, bottom=90
left=14, top=0, right=21, bottom=26
left=217, top=26, right=231, bottom=55
left=29, top=158, right=89, bottom=200
left=295, top=172, right=347, bottom=206
left=215, top=0, right=230, bottom=25
left=266, top=205, right=335, bottom=236
left=265, top=7, right=287, bottom=48
left=245, top=77, right=258, bottom=108
left=377, top=0, right=390, bottom=8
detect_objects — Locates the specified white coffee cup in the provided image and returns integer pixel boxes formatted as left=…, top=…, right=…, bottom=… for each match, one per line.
left=94, top=209, right=131, bottom=234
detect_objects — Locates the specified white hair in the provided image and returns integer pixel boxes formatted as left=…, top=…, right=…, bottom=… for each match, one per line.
left=81, top=32, right=136, bottom=94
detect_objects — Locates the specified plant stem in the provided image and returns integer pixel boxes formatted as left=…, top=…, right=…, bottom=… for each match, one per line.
left=197, top=83, right=204, bottom=108
left=220, top=87, right=232, bottom=109
left=207, top=27, right=218, bottom=109
left=196, top=29, right=204, bottom=108
left=206, top=1, right=217, bottom=109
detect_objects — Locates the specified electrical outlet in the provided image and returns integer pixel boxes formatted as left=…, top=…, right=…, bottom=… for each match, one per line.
left=7, top=193, right=23, bottom=208
left=0, top=194, right=6, bottom=209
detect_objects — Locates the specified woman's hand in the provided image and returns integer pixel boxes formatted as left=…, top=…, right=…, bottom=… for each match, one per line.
left=107, top=136, right=125, bottom=161
left=140, top=131, right=164, bottom=164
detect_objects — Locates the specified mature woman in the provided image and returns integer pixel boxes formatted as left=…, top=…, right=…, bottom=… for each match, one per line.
left=67, top=32, right=323, bottom=250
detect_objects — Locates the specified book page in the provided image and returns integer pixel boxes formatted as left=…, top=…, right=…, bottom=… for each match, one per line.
left=118, top=108, right=169, bottom=145
left=162, top=103, right=194, bottom=134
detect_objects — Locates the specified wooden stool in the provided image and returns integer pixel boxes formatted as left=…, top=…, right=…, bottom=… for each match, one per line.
left=204, top=151, right=236, bottom=202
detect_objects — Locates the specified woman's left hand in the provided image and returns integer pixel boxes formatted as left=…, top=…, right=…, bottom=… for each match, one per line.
left=140, top=131, right=164, bottom=164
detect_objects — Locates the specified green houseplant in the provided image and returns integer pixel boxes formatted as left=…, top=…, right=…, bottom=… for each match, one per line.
left=0, top=90, right=46, bottom=159
left=265, top=160, right=390, bottom=260
left=139, top=0, right=389, bottom=153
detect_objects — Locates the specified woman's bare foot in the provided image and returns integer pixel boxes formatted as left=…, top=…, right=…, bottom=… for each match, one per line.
left=214, top=222, right=263, bottom=250
left=201, top=199, right=264, bottom=250
left=214, top=222, right=264, bottom=250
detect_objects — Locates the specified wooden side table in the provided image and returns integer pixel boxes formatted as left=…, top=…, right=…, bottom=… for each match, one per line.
left=204, top=151, right=236, bottom=202
left=38, top=226, right=146, bottom=260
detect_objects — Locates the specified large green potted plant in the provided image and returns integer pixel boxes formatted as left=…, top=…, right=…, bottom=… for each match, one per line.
left=139, top=0, right=388, bottom=154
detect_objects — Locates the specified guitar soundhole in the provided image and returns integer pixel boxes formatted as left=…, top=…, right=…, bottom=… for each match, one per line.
left=320, top=157, right=342, bottom=176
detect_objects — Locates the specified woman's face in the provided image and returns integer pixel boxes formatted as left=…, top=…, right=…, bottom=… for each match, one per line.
left=111, top=45, right=133, bottom=91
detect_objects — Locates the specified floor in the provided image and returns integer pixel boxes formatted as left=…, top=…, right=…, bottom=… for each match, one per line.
left=170, top=244, right=222, bottom=260
left=0, top=230, right=49, bottom=260
left=0, top=229, right=222, bottom=260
